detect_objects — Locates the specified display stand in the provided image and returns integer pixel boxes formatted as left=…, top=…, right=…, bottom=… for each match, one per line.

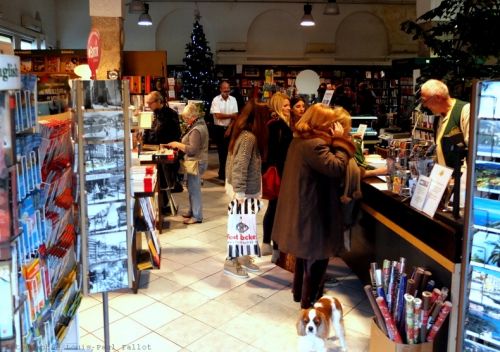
left=1, top=54, right=84, bottom=352
left=458, top=79, right=500, bottom=351
left=139, top=157, right=178, bottom=229
left=74, top=79, right=133, bottom=352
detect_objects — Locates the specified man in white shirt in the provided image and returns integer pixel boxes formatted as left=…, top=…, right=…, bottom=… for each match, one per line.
left=210, top=81, right=239, bottom=180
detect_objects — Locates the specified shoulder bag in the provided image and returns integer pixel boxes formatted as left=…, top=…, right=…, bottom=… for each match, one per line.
left=180, top=159, right=199, bottom=175
left=262, top=165, right=281, bottom=200
left=262, top=118, right=282, bottom=200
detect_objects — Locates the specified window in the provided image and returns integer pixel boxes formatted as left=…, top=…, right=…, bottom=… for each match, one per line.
left=0, top=34, right=12, bottom=43
left=20, top=39, right=32, bottom=49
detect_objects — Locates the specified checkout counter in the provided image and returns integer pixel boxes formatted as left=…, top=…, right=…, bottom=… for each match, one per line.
left=340, top=173, right=462, bottom=352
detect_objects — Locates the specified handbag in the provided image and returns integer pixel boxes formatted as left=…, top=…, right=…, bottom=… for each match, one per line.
left=180, top=159, right=199, bottom=175
left=262, top=165, right=281, bottom=200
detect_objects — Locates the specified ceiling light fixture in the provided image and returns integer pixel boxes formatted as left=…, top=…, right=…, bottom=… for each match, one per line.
left=138, top=4, right=152, bottom=26
left=128, top=0, right=146, bottom=14
left=300, top=3, right=315, bottom=26
left=323, top=0, right=340, bottom=16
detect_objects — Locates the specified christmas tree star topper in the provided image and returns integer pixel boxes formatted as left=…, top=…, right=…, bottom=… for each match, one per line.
left=194, top=9, right=201, bottom=21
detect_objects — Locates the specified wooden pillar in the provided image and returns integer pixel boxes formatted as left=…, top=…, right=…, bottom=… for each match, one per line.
left=89, top=0, right=124, bottom=79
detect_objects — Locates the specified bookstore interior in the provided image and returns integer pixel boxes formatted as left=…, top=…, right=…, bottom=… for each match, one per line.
left=1, top=34, right=500, bottom=352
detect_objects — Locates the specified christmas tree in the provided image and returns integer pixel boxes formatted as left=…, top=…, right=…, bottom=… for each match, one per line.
left=180, top=17, right=219, bottom=115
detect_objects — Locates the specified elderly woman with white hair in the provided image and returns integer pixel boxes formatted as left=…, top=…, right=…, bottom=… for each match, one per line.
left=166, top=104, right=209, bottom=225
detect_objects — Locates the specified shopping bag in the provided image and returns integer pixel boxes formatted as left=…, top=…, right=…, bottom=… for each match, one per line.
left=227, top=198, right=264, bottom=258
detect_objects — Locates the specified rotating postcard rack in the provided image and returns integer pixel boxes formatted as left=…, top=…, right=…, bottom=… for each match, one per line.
left=458, top=79, right=500, bottom=351
left=74, top=80, right=133, bottom=352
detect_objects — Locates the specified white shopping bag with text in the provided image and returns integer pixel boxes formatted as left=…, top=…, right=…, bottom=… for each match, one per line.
left=227, top=198, right=264, bottom=258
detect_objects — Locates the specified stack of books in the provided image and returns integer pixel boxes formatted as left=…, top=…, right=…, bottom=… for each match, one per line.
left=131, top=165, right=157, bottom=193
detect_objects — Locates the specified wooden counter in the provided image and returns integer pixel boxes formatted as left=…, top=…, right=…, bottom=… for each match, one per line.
left=340, top=177, right=463, bottom=352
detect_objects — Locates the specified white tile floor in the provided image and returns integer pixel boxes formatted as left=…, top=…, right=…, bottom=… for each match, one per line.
left=76, top=151, right=374, bottom=352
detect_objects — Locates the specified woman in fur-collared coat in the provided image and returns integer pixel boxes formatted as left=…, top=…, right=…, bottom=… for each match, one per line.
left=271, top=105, right=355, bottom=309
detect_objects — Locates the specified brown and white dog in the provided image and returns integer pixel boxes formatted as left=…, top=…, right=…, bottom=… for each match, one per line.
left=296, top=295, right=347, bottom=352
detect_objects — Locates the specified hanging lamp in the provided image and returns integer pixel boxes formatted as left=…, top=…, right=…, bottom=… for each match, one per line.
left=128, top=0, right=146, bottom=14
left=300, top=3, right=315, bottom=26
left=138, top=4, right=152, bottom=26
left=323, top=0, right=340, bottom=15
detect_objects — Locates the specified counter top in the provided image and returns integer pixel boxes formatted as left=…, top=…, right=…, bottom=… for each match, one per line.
left=361, top=177, right=463, bottom=263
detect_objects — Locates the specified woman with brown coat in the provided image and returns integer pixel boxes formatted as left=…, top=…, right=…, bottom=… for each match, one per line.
left=271, top=105, right=355, bottom=309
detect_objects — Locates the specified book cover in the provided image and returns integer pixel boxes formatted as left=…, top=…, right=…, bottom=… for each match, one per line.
left=32, top=57, right=45, bottom=72
left=21, top=57, right=32, bottom=72
left=47, top=56, right=61, bottom=73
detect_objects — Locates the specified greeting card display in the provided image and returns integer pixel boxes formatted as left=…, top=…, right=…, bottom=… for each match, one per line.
left=465, top=80, right=500, bottom=350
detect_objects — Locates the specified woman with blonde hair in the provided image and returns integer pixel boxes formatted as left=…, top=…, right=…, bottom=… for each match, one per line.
left=272, top=104, right=355, bottom=309
left=261, top=93, right=293, bottom=263
left=224, top=98, right=270, bottom=278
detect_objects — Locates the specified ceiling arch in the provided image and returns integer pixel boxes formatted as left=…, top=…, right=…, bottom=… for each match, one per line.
left=335, top=11, right=388, bottom=60
left=155, top=8, right=217, bottom=65
left=247, top=9, right=304, bottom=59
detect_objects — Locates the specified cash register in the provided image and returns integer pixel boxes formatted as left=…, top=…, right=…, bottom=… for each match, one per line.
left=378, top=127, right=411, bottom=147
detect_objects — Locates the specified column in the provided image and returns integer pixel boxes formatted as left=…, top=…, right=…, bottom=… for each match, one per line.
left=89, top=0, right=124, bottom=79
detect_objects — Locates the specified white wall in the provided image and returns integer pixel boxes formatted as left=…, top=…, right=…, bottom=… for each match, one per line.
left=0, top=0, right=419, bottom=66
left=0, top=0, right=58, bottom=48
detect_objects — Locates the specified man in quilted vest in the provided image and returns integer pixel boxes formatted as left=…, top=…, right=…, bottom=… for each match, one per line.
left=421, top=79, right=470, bottom=167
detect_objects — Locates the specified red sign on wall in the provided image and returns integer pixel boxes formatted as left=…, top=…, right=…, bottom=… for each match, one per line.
left=87, top=29, right=101, bottom=79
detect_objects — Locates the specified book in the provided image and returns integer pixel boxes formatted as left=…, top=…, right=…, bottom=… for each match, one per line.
left=32, top=57, right=45, bottom=72
left=21, top=57, right=32, bottom=72
left=145, top=231, right=160, bottom=267
left=47, top=56, right=61, bottom=72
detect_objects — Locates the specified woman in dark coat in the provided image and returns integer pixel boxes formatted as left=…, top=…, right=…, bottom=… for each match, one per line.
left=271, top=104, right=355, bottom=309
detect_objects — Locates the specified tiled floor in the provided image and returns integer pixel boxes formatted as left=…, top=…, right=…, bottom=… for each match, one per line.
left=76, top=150, right=374, bottom=352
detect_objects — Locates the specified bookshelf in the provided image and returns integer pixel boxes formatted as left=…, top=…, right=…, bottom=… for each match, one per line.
left=399, top=76, right=415, bottom=115
left=15, top=49, right=87, bottom=79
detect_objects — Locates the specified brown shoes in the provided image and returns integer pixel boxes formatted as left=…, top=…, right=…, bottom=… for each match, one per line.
left=181, top=213, right=192, bottom=218
left=183, top=218, right=202, bottom=225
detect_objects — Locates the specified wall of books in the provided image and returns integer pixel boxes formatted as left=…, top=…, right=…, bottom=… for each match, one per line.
left=74, top=80, right=134, bottom=295
left=0, top=54, right=82, bottom=352
left=463, top=79, right=500, bottom=350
